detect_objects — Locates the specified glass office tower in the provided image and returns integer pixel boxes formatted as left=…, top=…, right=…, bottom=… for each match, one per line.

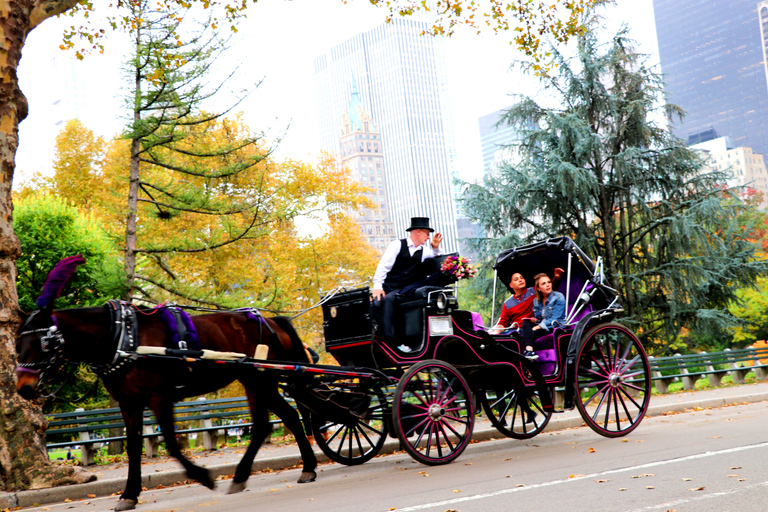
left=653, top=0, right=768, bottom=156
left=313, top=19, right=458, bottom=252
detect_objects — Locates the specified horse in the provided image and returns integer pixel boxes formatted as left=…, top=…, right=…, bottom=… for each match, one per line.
left=15, top=256, right=318, bottom=511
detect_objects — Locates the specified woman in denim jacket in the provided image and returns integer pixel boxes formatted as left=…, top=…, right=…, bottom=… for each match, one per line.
left=521, top=272, right=566, bottom=360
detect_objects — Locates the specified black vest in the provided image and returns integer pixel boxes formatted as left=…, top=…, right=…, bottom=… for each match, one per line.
left=383, top=239, right=424, bottom=291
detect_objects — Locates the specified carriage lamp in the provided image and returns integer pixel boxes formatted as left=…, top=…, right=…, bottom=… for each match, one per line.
left=436, top=292, right=448, bottom=313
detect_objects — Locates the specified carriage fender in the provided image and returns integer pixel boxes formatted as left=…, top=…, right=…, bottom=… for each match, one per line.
left=562, top=309, right=615, bottom=409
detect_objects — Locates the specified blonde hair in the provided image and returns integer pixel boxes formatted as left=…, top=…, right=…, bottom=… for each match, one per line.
left=533, top=273, right=551, bottom=303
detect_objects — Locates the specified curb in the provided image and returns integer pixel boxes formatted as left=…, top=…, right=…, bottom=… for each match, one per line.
left=3, top=390, right=768, bottom=509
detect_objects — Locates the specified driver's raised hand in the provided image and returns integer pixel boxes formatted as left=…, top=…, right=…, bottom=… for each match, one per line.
left=431, top=231, right=443, bottom=249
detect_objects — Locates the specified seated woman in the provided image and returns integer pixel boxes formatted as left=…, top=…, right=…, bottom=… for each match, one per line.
left=488, top=268, right=563, bottom=335
left=520, top=272, right=566, bottom=360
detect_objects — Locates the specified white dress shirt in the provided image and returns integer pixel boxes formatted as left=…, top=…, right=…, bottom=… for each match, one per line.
left=373, top=237, right=442, bottom=291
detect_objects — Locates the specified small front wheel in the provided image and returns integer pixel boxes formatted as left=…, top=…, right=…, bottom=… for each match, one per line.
left=481, top=385, right=553, bottom=439
left=575, top=323, right=651, bottom=437
left=393, top=360, right=474, bottom=465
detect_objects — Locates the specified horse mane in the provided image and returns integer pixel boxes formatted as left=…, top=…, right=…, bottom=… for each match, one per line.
left=36, top=255, right=86, bottom=309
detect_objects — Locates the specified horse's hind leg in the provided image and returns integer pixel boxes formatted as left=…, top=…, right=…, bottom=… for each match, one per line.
left=115, top=402, right=144, bottom=511
left=150, top=398, right=215, bottom=490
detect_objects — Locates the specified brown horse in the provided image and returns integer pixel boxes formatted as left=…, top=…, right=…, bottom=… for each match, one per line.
left=15, top=257, right=317, bottom=511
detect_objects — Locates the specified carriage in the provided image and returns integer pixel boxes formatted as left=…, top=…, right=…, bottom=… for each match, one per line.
left=309, top=236, right=652, bottom=466
left=14, top=237, right=651, bottom=509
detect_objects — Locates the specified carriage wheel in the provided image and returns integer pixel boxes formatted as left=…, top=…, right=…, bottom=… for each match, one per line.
left=575, top=323, right=651, bottom=438
left=310, top=379, right=390, bottom=466
left=480, top=385, right=553, bottom=439
left=393, top=360, right=474, bottom=466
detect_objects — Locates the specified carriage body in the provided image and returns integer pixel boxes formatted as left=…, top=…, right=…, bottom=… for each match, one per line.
left=317, top=236, right=651, bottom=464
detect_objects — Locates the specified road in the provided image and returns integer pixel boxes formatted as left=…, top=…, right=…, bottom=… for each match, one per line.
left=24, top=400, right=768, bottom=512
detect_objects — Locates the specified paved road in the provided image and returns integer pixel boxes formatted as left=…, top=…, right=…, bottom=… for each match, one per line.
left=5, top=381, right=768, bottom=511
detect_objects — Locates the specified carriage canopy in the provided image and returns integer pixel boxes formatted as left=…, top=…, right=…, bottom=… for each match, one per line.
left=493, top=236, right=620, bottom=316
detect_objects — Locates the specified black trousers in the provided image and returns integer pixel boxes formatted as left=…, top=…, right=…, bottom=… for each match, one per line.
left=372, top=286, right=402, bottom=339
left=521, top=319, right=550, bottom=349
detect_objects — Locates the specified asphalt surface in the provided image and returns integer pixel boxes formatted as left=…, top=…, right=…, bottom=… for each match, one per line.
left=3, top=381, right=768, bottom=510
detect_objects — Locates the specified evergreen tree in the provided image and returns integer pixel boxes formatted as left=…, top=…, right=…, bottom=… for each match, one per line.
left=123, top=0, right=266, bottom=304
left=461, top=24, right=768, bottom=351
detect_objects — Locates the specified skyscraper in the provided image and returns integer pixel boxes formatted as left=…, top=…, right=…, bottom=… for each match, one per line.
left=339, top=78, right=395, bottom=250
left=653, top=0, right=768, bottom=156
left=478, top=106, right=525, bottom=171
left=313, top=19, right=458, bottom=252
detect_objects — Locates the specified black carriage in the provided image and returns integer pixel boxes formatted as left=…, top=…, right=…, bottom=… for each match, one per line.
left=313, top=236, right=652, bottom=466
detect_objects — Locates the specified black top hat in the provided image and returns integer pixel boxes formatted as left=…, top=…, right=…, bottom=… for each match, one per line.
left=406, top=217, right=434, bottom=232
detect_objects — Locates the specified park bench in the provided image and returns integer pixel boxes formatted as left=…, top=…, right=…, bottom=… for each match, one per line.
left=648, top=346, right=768, bottom=393
left=45, top=397, right=279, bottom=466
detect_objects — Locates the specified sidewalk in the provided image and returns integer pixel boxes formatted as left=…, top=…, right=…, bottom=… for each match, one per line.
left=4, top=381, right=768, bottom=509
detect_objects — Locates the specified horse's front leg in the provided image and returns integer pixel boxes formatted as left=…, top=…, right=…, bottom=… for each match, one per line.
left=150, top=397, right=215, bottom=490
left=268, top=387, right=317, bottom=484
left=115, top=402, right=144, bottom=512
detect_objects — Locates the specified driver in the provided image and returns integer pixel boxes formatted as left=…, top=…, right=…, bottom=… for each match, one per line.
left=372, top=217, right=443, bottom=344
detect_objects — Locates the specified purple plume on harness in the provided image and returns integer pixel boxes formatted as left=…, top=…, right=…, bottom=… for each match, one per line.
left=156, top=306, right=200, bottom=350
left=36, top=255, right=86, bottom=309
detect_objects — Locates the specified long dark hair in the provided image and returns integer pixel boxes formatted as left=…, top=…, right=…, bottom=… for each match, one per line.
left=533, top=272, right=551, bottom=303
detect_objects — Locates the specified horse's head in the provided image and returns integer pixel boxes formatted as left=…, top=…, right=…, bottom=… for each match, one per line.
left=16, top=254, right=85, bottom=400
left=16, top=308, right=64, bottom=400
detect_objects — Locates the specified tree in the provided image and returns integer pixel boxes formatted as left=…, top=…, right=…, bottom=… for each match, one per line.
left=460, top=23, right=768, bottom=352
left=13, top=193, right=124, bottom=312
left=0, top=0, right=597, bottom=493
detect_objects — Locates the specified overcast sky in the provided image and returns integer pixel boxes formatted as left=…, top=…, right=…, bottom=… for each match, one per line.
left=14, top=0, right=659, bottom=187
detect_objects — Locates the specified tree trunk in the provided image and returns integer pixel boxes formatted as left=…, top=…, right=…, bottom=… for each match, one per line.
left=0, top=0, right=95, bottom=492
left=124, top=26, right=142, bottom=302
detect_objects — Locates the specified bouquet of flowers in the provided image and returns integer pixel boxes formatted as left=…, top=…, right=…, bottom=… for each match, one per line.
left=440, top=255, right=477, bottom=281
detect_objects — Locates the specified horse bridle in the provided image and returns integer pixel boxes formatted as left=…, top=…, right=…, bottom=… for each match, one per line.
left=16, top=311, right=67, bottom=388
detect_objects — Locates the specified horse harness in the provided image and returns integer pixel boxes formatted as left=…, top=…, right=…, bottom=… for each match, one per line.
left=89, top=300, right=139, bottom=376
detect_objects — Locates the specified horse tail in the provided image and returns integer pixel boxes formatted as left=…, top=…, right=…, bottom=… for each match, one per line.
left=270, top=316, right=318, bottom=365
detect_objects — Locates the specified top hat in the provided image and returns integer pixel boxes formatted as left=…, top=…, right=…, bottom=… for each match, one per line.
left=406, top=217, right=434, bottom=232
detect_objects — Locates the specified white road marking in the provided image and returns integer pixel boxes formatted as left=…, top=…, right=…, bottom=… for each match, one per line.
left=393, top=441, right=768, bottom=511
left=624, top=481, right=768, bottom=512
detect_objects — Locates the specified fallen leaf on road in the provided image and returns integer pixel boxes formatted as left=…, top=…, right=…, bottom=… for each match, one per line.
left=516, top=484, right=525, bottom=487
left=588, top=448, right=596, bottom=453
left=269, top=489, right=279, bottom=492
left=690, top=487, right=705, bottom=491
left=647, top=486, right=655, bottom=489
left=730, top=466, right=742, bottom=470
left=712, top=436, right=721, bottom=439
left=569, top=474, right=585, bottom=478
left=452, top=489, right=461, bottom=493
left=64, top=499, right=72, bottom=502
left=621, top=439, right=628, bottom=442
left=286, top=485, right=294, bottom=488
left=595, top=479, right=609, bottom=483
left=87, top=494, right=96, bottom=498
left=682, top=478, right=692, bottom=481
left=465, top=463, right=472, bottom=465
left=727, top=474, right=740, bottom=478
left=619, top=488, right=627, bottom=491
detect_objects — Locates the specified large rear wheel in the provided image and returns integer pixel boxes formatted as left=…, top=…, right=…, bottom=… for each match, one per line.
left=575, top=323, right=651, bottom=437
left=310, top=378, right=390, bottom=466
left=393, top=360, right=474, bottom=465
left=481, top=385, right=553, bottom=439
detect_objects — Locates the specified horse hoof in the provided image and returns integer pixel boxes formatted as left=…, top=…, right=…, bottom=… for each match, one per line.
left=228, top=481, right=247, bottom=494
left=114, top=499, right=138, bottom=511
left=297, top=471, right=316, bottom=483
